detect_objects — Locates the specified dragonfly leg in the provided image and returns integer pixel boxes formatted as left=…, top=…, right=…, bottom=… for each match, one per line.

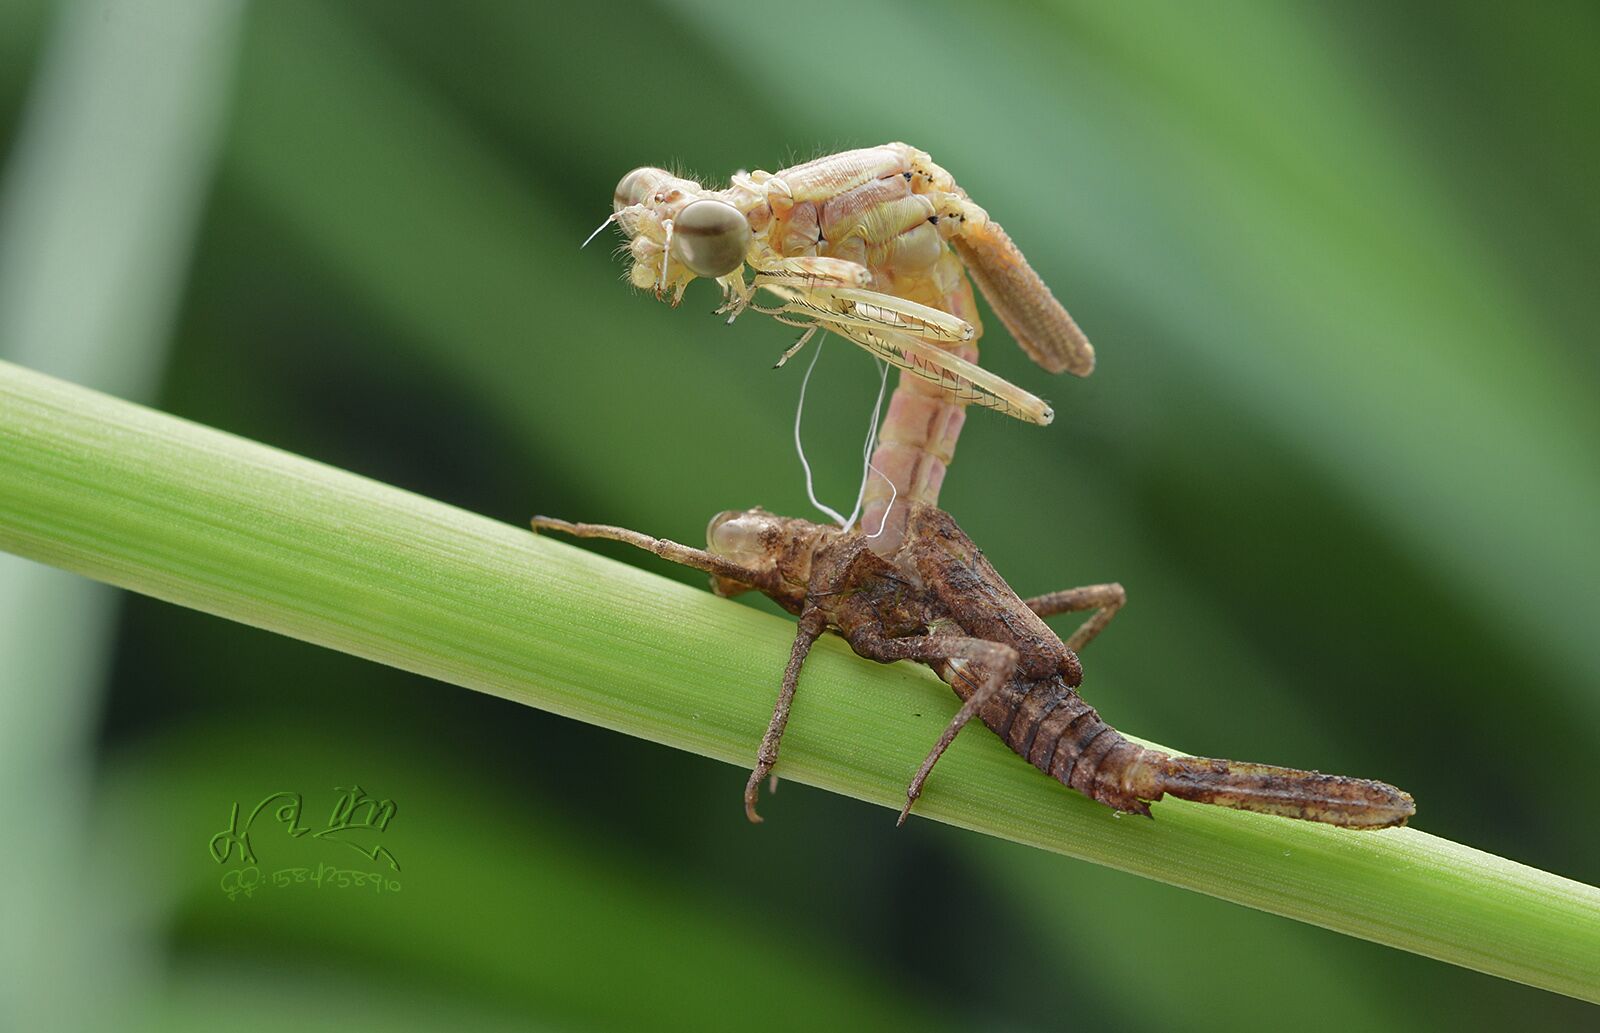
left=806, top=285, right=975, bottom=344
left=1021, top=582, right=1126, bottom=652
left=771, top=325, right=817, bottom=367
left=753, top=281, right=974, bottom=346
left=746, top=244, right=871, bottom=288
left=532, top=516, right=777, bottom=592
left=714, top=269, right=759, bottom=321
left=744, top=609, right=827, bottom=823
left=847, top=631, right=1019, bottom=825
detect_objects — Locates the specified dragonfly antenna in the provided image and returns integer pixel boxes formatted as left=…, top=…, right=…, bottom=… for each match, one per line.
left=580, top=212, right=615, bottom=249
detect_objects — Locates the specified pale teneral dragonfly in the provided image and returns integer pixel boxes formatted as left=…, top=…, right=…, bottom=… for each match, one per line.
left=597, top=142, right=1094, bottom=551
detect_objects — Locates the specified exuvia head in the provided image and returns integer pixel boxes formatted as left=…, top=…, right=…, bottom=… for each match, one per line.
left=706, top=507, right=786, bottom=570
left=705, top=507, right=833, bottom=609
left=599, top=166, right=753, bottom=300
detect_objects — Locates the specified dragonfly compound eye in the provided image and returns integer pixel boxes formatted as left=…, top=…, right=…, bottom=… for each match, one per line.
left=614, top=167, right=667, bottom=213
left=670, top=199, right=751, bottom=278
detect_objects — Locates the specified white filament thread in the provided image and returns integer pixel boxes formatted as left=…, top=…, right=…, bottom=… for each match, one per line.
left=794, top=336, right=850, bottom=526
left=842, top=358, right=891, bottom=532
left=863, top=461, right=897, bottom=540
left=792, top=338, right=893, bottom=533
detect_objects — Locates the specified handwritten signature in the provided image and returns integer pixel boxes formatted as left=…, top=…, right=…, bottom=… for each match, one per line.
left=209, top=785, right=400, bottom=873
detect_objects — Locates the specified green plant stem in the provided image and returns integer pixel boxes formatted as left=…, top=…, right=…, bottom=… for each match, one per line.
left=1, top=357, right=1596, bottom=1002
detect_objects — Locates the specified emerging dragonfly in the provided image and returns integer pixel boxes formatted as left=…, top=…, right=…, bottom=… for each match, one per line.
left=595, top=143, right=1096, bottom=550
left=535, top=502, right=1414, bottom=829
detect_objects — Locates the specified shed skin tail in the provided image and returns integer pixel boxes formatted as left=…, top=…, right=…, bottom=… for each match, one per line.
left=1149, top=755, right=1415, bottom=829
left=983, top=678, right=1414, bottom=829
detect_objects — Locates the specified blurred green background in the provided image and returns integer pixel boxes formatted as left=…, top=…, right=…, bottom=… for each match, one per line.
left=1, top=0, right=1596, bottom=1029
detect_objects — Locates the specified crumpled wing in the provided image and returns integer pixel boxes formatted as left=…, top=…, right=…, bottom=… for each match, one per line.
left=953, top=219, right=1095, bottom=377
left=827, top=320, right=1055, bottom=426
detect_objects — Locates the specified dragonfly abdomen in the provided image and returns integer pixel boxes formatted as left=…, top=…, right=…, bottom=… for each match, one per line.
left=960, top=675, right=1163, bottom=816
left=973, top=675, right=1414, bottom=827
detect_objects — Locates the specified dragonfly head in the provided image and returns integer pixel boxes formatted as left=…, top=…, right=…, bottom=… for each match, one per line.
left=607, top=167, right=752, bottom=301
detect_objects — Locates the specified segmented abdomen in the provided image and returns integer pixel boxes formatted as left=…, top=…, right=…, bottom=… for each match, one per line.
left=977, top=675, right=1163, bottom=816
left=957, top=673, right=1414, bottom=827
left=857, top=248, right=981, bottom=552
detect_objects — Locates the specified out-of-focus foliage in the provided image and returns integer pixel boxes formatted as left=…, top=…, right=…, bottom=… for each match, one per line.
left=0, top=0, right=1595, bottom=1029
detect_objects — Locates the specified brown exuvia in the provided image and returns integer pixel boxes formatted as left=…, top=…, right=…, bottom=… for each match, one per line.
left=534, top=502, right=1414, bottom=829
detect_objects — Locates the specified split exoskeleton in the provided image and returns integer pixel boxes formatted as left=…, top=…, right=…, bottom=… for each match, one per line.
left=534, top=503, right=1416, bottom=830
left=604, top=143, right=1097, bottom=551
